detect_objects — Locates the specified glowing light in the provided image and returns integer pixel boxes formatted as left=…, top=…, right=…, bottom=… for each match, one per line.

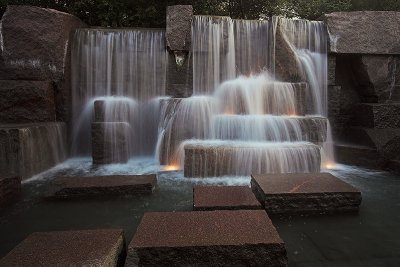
left=324, top=163, right=336, bottom=170
left=163, top=165, right=180, bottom=171
left=289, top=114, right=297, bottom=117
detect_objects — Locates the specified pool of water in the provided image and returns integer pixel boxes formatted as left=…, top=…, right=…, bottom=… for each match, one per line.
left=1, top=158, right=399, bottom=266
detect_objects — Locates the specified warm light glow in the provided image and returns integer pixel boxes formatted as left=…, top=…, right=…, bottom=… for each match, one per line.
left=324, top=163, right=336, bottom=170
left=163, top=165, right=180, bottom=171
left=289, top=114, right=297, bottom=117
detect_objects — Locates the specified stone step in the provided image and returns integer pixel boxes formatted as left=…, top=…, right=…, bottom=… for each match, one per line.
left=335, top=143, right=385, bottom=169
left=0, top=229, right=126, bottom=267
left=212, top=114, right=327, bottom=143
left=251, top=173, right=362, bottom=215
left=0, top=123, right=67, bottom=179
left=48, top=175, right=157, bottom=199
left=193, top=186, right=262, bottom=211
left=94, top=97, right=137, bottom=122
left=127, top=210, right=287, bottom=266
left=0, top=177, right=21, bottom=208
left=0, top=80, right=56, bottom=123
left=183, top=140, right=321, bottom=177
left=352, top=103, right=400, bottom=129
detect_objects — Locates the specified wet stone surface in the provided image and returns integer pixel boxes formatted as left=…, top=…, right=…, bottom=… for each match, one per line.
left=193, top=186, right=262, bottom=211
left=48, top=175, right=156, bottom=199
left=127, top=210, right=287, bottom=266
left=0, top=229, right=126, bottom=267
left=251, top=173, right=362, bottom=215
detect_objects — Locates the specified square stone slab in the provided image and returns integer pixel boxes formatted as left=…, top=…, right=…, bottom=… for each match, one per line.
left=0, top=229, right=126, bottom=267
left=251, top=173, right=362, bottom=215
left=127, top=210, right=287, bottom=266
left=193, top=186, right=262, bottom=211
left=48, top=175, right=156, bottom=199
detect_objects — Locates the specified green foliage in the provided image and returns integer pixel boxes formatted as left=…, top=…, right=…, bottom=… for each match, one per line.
left=0, top=0, right=399, bottom=26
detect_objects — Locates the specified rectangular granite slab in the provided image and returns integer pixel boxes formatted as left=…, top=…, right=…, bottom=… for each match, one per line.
left=251, top=173, right=362, bottom=215
left=48, top=175, right=156, bottom=199
left=193, top=186, right=262, bottom=211
left=0, top=229, right=126, bottom=267
left=127, top=210, right=287, bottom=266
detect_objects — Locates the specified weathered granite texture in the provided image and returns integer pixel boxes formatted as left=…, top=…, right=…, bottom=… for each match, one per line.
left=166, top=5, right=193, bottom=51
left=193, top=186, right=262, bottom=211
left=0, top=229, right=126, bottom=267
left=0, top=80, right=55, bottom=123
left=48, top=175, right=156, bottom=199
left=352, top=103, right=400, bottom=129
left=0, top=123, right=67, bottom=179
left=166, top=51, right=193, bottom=97
left=91, top=122, right=130, bottom=164
left=0, top=176, right=21, bottom=208
left=324, top=11, right=400, bottom=54
left=127, top=210, right=287, bottom=266
left=251, top=173, right=362, bottom=215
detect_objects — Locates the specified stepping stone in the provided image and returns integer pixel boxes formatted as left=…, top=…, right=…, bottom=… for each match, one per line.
left=0, top=229, right=126, bottom=267
left=251, top=173, right=362, bottom=215
left=193, top=186, right=262, bottom=211
left=48, top=175, right=156, bottom=199
left=127, top=210, right=287, bottom=266
left=0, top=176, right=21, bottom=207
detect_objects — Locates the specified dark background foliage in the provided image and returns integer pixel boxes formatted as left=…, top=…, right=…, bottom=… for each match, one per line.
left=0, top=0, right=399, bottom=27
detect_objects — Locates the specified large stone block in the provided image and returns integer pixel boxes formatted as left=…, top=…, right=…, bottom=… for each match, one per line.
left=166, top=5, right=193, bottom=51
left=0, top=176, right=21, bottom=208
left=251, top=173, right=362, bottom=215
left=0, top=80, right=55, bottom=123
left=335, top=143, right=385, bottom=169
left=48, top=175, right=156, bottom=199
left=91, top=122, right=130, bottom=164
left=0, top=5, right=86, bottom=81
left=0, top=123, right=67, bottom=180
left=324, top=11, right=400, bottom=54
left=127, top=210, right=287, bottom=266
left=166, top=51, right=193, bottom=97
left=352, top=103, right=400, bottom=129
left=0, top=229, right=126, bottom=267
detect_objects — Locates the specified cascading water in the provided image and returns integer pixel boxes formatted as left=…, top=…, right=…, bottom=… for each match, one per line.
left=71, top=28, right=166, bottom=157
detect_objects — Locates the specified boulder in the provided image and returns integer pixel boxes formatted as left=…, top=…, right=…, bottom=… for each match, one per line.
left=0, top=80, right=55, bottom=123
left=166, top=5, right=193, bottom=51
left=324, top=11, right=400, bottom=54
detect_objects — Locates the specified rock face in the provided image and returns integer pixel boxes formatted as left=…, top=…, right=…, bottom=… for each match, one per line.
left=48, top=175, right=157, bottom=199
left=324, top=11, right=400, bottom=54
left=0, top=80, right=55, bottom=123
left=251, top=173, right=362, bottom=215
left=127, top=210, right=287, bottom=266
left=0, top=177, right=21, bottom=208
left=0, top=229, right=126, bottom=267
left=0, top=123, right=67, bottom=179
left=352, top=103, right=400, bottom=129
left=193, top=186, right=262, bottom=211
left=166, top=5, right=193, bottom=51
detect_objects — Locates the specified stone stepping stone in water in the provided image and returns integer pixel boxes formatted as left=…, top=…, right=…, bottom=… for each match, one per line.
left=193, top=186, right=262, bottom=211
left=251, top=173, right=362, bottom=215
left=127, top=210, right=287, bottom=266
left=0, top=229, right=126, bottom=267
left=0, top=176, right=21, bottom=208
left=48, top=175, right=156, bottom=199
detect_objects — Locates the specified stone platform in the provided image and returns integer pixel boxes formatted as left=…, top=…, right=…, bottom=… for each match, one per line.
left=193, top=186, right=262, bottom=211
left=127, top=210, right=287, bottom=266
left=0, top=177, right=21, bottom=208
left=251, top=173, right=362, bottom=215
left=0, top=229, right=126, bottom=266
left=48, top=175, right=156, bottom=199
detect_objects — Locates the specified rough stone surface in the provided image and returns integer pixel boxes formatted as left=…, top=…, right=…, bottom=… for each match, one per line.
left=166, top=5, right=193, bottom=51
left=48, top=175, right=156, bottom=199
left=127, top=210, right=287, bottom=266
left=328, top=55, right=336, bottom=86
left=324, top=11, right=400, bottom=54
left=335, top=143, right=385, bottom=169
left=352, top=103, right=400, bottom=129
left=0, top=229, right=126, bottom=267
left=251, top=173, right=362, bottom=215
left=166, top=51, right=193, bottom=97
left=93, top=99, right=134, bottom=123
left=193, top=186, right=262, bottom=211
left=0, top=80, right=55, bottom=123
left=91, top=122, right=130, bottom=164
left=0, top=177, right=21, bottom=208
left=0, top=123, right=67, bottom=180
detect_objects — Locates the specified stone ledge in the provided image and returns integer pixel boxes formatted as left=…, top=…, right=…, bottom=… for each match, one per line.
left=0, top=229, right=126, bottom=267
left=251, top=173, right=362, bottom=215
left=127, top=210, right=287, bottom=266
left=193, top=186, right=262, bottom=211
left=48, top=175, right=156, bottom=199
